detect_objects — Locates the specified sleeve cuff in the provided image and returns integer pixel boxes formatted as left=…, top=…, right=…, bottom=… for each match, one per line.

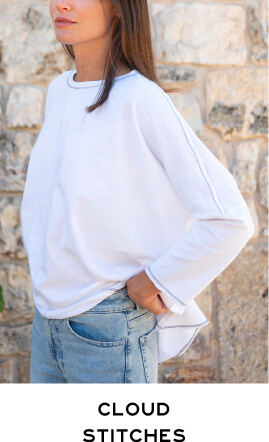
left=144, top=265, right=186, bottom=314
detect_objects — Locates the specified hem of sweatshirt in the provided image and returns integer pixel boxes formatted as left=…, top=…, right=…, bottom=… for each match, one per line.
left=157, top=326, right=202, bottom=366
left=32, top=284, right=128, bottom=319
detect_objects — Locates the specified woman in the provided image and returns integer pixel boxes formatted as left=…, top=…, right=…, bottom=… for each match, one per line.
left=20, top=0, right=255, bottom=383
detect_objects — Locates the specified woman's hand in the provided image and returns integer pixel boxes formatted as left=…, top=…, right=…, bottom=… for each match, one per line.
left=126, top=270, right=169, bottom=315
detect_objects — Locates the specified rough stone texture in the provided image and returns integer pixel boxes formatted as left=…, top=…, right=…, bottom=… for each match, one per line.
left=0, top=358, right=16, bottom=383
left=0, top=85, right=3, bottom=130
left=6, top=86, right=44, bottom=129
left=18, top=356, right=31, bottom=383
left=261, top=226, right=268, bottom=237
left=151, top=2, right=247, bottom=65
left=0, top=197, right=26, bottom=259
left=216, top=243, right=268, bottom=383
left=258, top=154, right=268, bottom=210
left=156, top=65, right=196, bottom=85
left=0, top=324, right=32, bottom=355
left=206, top=69, right=268, bottom=140
left=168, top=91, right=204, bottom=135
left=243, top=197, right=259, bottom=240
left=163, top=364, right=217, bottom=383
left=0, top=0, right=267, bottom=384
left=248, top=0, right=268, bottom=66
left=199, top=139, right=229, bottom=170
left=0, top=263, right=34, bottom=322
left=0, top=129, right=35, bottom=191
left=0, top=2, right=72, bottom=83
left=232, top=141, right=260, bottom=195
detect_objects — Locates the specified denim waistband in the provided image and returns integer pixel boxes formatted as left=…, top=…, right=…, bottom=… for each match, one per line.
left=89, top=285, right=136, bottom=312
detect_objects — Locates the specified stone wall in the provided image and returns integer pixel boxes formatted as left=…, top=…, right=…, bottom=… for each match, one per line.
left=0, top=0, right=268, bottom=383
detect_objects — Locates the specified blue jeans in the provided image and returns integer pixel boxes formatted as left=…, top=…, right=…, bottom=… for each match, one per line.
left=30, top=286, right=158, bottom=383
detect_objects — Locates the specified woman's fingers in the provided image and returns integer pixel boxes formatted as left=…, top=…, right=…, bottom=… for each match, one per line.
left=137, top=294, right=169, bottom=315
left=126, top=271, right=170, bottom=315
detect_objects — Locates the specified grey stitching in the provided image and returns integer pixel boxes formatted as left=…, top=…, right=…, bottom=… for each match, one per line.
left=54, top=320, right=66, bottom=377
left=156, top=319, right=209, bottom=330
left=136, top=72, right=227, bottom=216
left=146, top=266, right=186, bottom=307
left=44, top=319, right=64, bottom=374
left=159, top=88, right=226, bottom=215
left=67, top=70, right=138, bottom=89
left=156, top=327, right=200, bottom=367
left=175, top=328, right=199, bottom=355
left=123, top=310, right=132, bottom=383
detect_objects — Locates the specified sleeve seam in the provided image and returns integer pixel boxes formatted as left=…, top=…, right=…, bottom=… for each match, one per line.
left=157, top=86, right=227, bottom=216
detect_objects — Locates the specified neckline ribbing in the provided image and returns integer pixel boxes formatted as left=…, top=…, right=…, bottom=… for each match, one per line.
left=67, top=69, right=138, bottom=89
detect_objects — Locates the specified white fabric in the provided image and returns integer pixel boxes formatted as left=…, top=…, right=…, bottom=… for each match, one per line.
left=20, top=68, right=255, bottom=365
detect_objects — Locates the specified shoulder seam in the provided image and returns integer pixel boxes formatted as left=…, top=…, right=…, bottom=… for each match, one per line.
left=156, top=89, right=227, bottom=215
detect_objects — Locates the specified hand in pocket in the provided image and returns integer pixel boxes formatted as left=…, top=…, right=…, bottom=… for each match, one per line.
left=127, top=270, right=169, bottom=315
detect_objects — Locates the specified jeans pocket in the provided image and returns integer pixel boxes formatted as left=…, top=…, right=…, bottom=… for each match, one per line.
left=127, top=308, right=155, bottom=328
left=139, top=326, right=158, bottom=383
left=66, top=313, right=127, bottom=347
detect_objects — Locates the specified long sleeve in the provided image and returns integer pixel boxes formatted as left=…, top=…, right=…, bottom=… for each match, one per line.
left=133, top=84, right=255, bottom=312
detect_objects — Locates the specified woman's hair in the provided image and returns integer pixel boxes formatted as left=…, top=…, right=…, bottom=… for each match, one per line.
left=61, top=0, right=185, bottom=113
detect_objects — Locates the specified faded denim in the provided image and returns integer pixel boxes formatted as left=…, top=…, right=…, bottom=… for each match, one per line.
left=30, top=286, right=158, bottom=383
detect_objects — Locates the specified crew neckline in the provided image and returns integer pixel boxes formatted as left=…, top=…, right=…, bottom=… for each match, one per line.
left=67, top=69, right=138, bottom=88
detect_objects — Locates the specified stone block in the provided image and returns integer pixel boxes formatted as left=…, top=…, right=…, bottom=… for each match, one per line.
left=167, top=91, right=203, bottom=135
left=232, top=141, right=260, bottom=195
left=0, top=323, right=32, bottom=355
left=0, top=357, right=16, bottom=383
left=156, top=66, right=196, bottom=85
left=0, top=129, right=35, bottom=191
left=216, top=243, right=268, bottom=382
left=18, top=356, right=30, bottom=383
left=0, top=2, right=72, bottom=83
left=151, top=2, right=246, bottom=66
left=163, top=364, right=217, bottom=383
left=0, top=263, right=34, bottom=322
left=248, top=0, right=268, bottom=66
left=0, top=196, right=26, bottom=259
left=6, top=86, right=44, bottom=129
left=206, top=69, right=268, bottom=140
left=258, top=154, right=268, bottom=210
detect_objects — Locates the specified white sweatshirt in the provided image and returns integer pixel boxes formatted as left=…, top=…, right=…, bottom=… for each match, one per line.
left=20, top=68, right=255, bottom=364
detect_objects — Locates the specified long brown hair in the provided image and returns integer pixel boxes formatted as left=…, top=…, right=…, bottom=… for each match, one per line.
left=61, top=0, right=185, bottom=113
